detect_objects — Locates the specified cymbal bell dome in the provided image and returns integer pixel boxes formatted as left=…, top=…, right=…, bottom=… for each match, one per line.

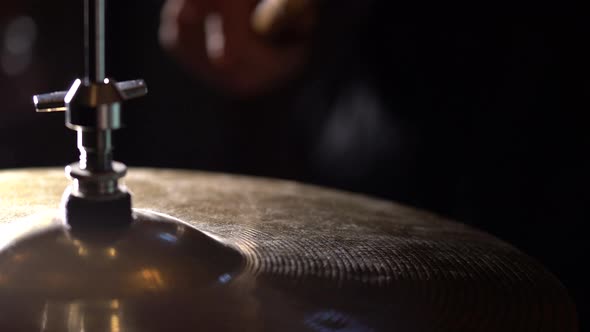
left=0, top=210, right=252, bottom=331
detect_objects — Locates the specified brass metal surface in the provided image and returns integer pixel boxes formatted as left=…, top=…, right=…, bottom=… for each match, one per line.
left=0, top=168, right=578, bottom=331
left=0, top=210, right=246, bottom=331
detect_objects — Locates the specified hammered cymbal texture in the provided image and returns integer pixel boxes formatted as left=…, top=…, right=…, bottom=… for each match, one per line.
left=0, top=168, right=578, bottom=331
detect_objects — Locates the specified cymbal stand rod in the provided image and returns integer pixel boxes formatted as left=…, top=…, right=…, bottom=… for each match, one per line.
left=33, top=0, right=147, bottom=225
left=85, top=0, right=105, bottom=83
left=79, top=0, right=113, bottom=176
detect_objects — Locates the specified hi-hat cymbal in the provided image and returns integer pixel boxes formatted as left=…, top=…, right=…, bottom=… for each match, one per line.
left=0, top=168, right=578, bottom=331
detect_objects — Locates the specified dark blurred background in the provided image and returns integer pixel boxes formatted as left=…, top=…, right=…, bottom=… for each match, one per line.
left=1, top=0, right=588, bottom=328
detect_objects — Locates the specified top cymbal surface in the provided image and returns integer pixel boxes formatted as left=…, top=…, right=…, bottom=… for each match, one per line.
left=0, top=168, right=578, bottom=331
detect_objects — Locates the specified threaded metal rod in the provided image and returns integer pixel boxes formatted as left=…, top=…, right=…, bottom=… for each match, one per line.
left=80, top=0, right=112, bottom=176
left=78, top=129, right=113, bottom=172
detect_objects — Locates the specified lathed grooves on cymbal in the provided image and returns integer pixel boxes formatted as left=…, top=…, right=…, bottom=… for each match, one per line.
left=0, top=168, right=578, bottom=331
